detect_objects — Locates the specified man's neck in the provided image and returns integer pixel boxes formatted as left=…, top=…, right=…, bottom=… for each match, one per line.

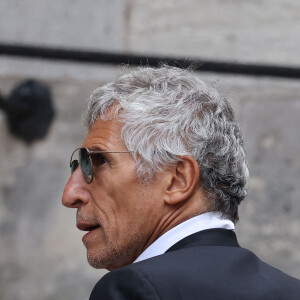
left=134, top=211, right=235, bottom=263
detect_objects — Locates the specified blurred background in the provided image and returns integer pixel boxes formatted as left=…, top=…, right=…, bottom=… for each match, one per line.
left=0, top=0, right=299, bottom=299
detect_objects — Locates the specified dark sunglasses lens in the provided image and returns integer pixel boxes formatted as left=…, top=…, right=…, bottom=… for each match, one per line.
left=79, top=148, right=93, bottom=180
left=70, top=160, right=79, bottom=174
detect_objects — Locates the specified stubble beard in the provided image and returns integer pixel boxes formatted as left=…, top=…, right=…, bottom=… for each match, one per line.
left=84, top=231, right=145, bottom=270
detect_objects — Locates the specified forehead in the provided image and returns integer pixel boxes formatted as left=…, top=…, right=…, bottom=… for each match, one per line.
left=82, top=118, right=126, bottom=151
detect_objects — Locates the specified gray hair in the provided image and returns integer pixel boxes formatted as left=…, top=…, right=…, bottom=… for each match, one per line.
left=84, top=66, right=249, bottom=223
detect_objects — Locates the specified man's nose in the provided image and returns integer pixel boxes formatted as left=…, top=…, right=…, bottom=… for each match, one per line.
left=62, top=168, right=90, bottom=208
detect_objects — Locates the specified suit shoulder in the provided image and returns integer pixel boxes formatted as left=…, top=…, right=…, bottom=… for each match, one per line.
left=129, top=246, right=300, bottom=299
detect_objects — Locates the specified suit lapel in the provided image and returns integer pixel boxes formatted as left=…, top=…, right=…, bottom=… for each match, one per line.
left=165, top=228, right=240, bottom=253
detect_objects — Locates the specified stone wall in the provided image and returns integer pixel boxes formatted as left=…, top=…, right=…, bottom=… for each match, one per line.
left=0, top=1, right=299, bottom=299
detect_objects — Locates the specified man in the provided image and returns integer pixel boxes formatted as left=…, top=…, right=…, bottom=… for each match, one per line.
left=62, top=66, right=300, bottom=299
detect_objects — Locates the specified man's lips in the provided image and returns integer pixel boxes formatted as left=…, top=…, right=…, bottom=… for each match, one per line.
left=77, top=222, right=101, bottom=243
left=76, top=222, right=100, bottom=232
left=76, top=214, right=102, bottom=243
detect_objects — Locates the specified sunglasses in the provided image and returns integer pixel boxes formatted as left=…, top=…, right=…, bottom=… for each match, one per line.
left=70, top=147, right=132, bottom=183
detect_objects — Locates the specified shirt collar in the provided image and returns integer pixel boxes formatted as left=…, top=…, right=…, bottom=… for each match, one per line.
left=134, top=211, right=234, bottom=263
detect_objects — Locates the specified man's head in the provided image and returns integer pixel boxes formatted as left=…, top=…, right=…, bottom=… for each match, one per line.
left=62, top=66, right=248, bottom=270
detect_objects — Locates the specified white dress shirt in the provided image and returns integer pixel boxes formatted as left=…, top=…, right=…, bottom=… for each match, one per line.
left=134, top=211, right=235, bottom=263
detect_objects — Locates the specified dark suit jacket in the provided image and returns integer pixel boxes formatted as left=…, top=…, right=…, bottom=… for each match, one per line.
left=90, top=229, right=300, bottom=299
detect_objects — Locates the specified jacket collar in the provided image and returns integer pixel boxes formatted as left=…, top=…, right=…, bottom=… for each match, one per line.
left=166, top=228, right=240, bottom=253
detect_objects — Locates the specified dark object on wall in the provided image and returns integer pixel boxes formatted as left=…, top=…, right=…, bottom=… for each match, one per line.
left=0, top=80, right=55, bottom=144
left=1, top=42, right=300, bottom=79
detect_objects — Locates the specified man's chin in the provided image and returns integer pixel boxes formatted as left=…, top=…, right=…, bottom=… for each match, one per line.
left=87, top=251, right=111, bottom=270
left=86, top=247, right=124, bottom=270
left=86, top=246, right=137, bottom=271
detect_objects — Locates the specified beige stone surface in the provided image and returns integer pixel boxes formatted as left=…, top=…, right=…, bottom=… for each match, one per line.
left=126, top=0, right=300, bottom=65
left=0, top=0, right=124, bottom=51
left=0, top=0, right=299, bottom=299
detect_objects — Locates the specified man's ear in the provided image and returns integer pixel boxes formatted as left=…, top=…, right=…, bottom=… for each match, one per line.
left=164, top=156, right=200, bottom=205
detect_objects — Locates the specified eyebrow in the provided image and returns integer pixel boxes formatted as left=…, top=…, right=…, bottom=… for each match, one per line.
left=86, top=146, right=132, bottom=153
left=88, top=146, right=109, bottom=152
left=89, top=147, right=132, bottom=155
